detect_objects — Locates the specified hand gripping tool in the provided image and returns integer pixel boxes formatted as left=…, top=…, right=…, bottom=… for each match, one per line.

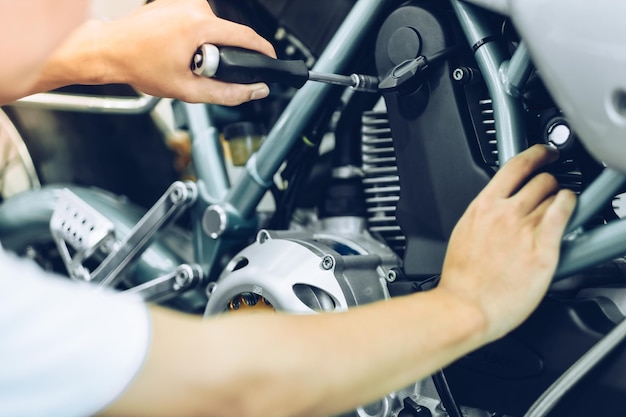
left=191, top=44, right=380, bottom=93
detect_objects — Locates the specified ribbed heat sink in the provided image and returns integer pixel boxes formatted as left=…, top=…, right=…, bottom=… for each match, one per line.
left=361, top=110, right=406, bottom=256
left=480, top=98, right=499, bottom=165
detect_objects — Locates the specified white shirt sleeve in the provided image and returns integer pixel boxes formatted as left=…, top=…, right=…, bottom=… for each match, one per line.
left=0, top=247, right=151, bottom=417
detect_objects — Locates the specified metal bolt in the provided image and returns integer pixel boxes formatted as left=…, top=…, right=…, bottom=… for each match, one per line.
left=452, top=68, right=465, bottom=81
left=452, top=67, right=475, bottom=85
left=258, top=230, right=271, bottom=244
left=174, top=269, right=191, bottom=290
left=170, top=185, right=185, bottom=204
left=205, top=282, right=217, bottom=297
left=321, top=255, right=335, bottom=270
left=100, top=236, right=117, bottom=254
left=387, top=270, right=398, bottom=283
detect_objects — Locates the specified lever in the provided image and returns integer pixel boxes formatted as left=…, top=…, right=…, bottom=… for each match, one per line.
left=191, top=44, right=379, bottom=93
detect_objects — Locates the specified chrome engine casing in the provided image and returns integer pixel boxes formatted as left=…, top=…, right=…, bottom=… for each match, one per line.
left=204, top=217, right=399, bottom=315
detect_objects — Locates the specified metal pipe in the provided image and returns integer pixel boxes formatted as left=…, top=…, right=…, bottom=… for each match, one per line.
left=451, top=0, right=527, bottom=164
left=556, top=217, right=626, bottom=279
left=566, top=168, right=626, bottom=234
left=500, top=42, right=534, bottom=97
left=13, top=92, right=160, bottom=115
left=183, top=102, right=230, bottom=203
left=226, top=0, right=389, bottom=220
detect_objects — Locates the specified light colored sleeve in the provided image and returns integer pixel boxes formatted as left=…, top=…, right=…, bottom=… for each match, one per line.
left=0, top=247, right=151, bottom=417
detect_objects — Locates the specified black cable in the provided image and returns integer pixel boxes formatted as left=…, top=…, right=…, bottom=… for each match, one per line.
left=432, top=370, right=464, bottom=417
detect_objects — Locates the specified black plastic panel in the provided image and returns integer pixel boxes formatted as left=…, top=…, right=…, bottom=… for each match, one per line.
left=375, top=2, right=491, bottom=277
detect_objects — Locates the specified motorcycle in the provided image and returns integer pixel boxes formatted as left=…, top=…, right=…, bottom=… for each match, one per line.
left=2, top=0, right=626, bottom=416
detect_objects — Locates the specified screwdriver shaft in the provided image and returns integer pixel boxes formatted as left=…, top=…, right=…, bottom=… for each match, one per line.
left=308, top=71, right=355, bottom=87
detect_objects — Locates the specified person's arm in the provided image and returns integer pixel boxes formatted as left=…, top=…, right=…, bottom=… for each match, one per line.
left=101, top=145, right=576, bottom=417
left=18, top=0, right=276, bottom=106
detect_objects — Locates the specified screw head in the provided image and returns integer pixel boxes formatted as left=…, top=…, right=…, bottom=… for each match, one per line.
left=452, top=68, right=465, bottom=81
left=321, top=255, right=335, bottom=270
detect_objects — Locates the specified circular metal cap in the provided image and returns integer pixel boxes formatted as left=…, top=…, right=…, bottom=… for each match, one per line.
left=202, top=205, right=228, bottom=239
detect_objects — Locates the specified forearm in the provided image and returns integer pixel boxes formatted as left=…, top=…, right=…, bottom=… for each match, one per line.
left=102, top=289, right=486, bottom=417
left=23, top=20, right=109, bottom=96
left=241, top=289, right=486, bottom=417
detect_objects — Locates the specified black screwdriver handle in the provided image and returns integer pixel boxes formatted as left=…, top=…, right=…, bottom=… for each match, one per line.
left=191, top=44, right=310, bottom=89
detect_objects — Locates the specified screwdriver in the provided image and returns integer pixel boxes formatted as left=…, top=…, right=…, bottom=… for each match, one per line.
left=191, top=44, right=379, bottom=93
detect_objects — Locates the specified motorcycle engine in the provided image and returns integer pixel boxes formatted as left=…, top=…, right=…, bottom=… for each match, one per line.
left=205, top=1, right=626, bottom=416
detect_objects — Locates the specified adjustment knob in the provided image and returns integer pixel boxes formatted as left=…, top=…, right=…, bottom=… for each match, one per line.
left=398, top=397, right=432, bottom=417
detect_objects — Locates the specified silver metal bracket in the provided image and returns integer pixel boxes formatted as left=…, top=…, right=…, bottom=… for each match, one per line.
left=91, top=181, right=197, bottom=288
left=122, top=264, right=204, bottom=303
left=50, top=189, right=117, bottom=281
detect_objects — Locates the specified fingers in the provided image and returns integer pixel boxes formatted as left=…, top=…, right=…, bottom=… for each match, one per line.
left=508, top=172, right=559, bottom=216
left=182, top=76, right=270, bottom=106
left=203, top=82, right=270, bottom=106
left=205, top=19, right=276, bottom=59
left=535, top=189, right=577, bottom=249
left=483, top=145, right=560, bottom=199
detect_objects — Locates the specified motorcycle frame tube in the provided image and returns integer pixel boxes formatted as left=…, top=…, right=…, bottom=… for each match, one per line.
left=450, top=0, right=527, bottom=164
left=459, top=0, right=509, bottom=16
left=224, top=0, right=390, bottom=221
left=556, top=217, right=626, bottom=279
left=13, top=92, right=160, bottom=115
left=566, top=168, right=626, bottom=234
left=183, top=102, right=230, bottom=203
left=500, top=42, right=534, bottom=98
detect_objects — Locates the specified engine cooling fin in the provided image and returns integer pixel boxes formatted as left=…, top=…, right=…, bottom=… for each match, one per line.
left=361, top=110, right=406, bottom=257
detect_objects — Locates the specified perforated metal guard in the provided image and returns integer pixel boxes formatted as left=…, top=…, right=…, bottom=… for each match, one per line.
left=50, top=189, right=116, bottom=280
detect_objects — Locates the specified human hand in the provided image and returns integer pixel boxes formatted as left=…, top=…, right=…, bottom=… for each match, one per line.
left=437, top=145, right=577, bottom=342
left=99, top=0, right=276, bottom=105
